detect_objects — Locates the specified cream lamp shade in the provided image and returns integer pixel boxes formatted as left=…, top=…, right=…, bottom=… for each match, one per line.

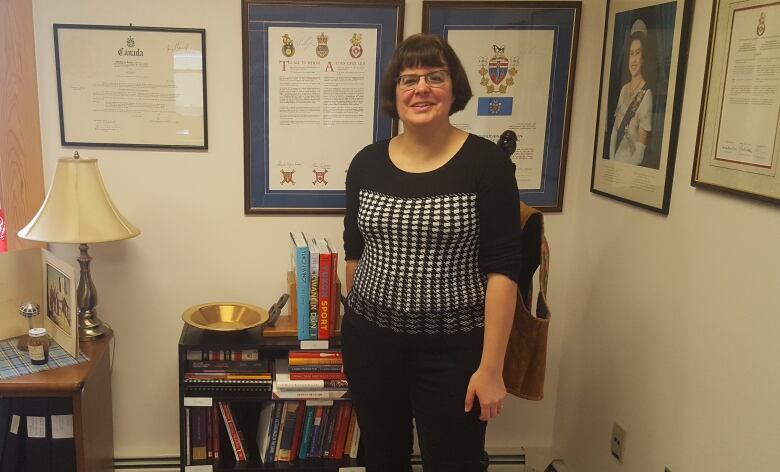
left=18, top=156, right=140, bottom=242
left=18, top=153, right=139, bottom=341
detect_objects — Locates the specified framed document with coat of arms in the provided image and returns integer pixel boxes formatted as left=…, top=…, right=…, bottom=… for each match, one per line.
left=423, top=1, right=581, bottom=211
left=243, top=0, right=404, bottom=214
left=693, top=0, right=780, bottom=205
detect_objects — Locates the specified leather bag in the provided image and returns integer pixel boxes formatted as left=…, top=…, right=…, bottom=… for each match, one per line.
left=502, top=202, right=551, bottom=401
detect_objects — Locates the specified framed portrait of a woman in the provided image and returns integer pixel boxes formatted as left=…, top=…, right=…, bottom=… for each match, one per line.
left=591, top=0, right=693, bottom=214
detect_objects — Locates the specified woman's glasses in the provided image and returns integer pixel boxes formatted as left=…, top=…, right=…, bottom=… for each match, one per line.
left=396, top=70, right=450, bottom=91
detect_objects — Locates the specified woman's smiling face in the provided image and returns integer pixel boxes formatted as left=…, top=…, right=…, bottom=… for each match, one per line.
left=395, top=66, right=454, bottom=129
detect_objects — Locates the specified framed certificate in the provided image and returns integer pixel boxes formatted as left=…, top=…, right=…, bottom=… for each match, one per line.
left=243, top=0, right=403, bottom=214
left=54, top=24, right=207, bottom=149
left=423, top=1, right=581, bottom=212
left=591, top=0, right=693, bottom=214
left=693, top=0, right=780, bottom=205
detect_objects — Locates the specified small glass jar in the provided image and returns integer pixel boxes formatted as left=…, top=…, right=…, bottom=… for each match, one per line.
left=27, top=328, right=49, bottom=365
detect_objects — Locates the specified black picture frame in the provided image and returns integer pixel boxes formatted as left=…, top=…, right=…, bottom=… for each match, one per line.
left=590, top=0, right=693, bottom=214
left=53, top=24, right=208, bottom=150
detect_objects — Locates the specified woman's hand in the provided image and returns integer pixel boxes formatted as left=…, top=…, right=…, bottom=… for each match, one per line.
left=464, top=366, right=507, bottom=421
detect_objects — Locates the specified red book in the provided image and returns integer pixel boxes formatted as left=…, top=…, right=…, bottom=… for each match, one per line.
left=325, top=239, right=339, bottom=337
left=289, top=372, right=347, bottom=381
left=331, top=402, right=353, bottom=459
left=0, top=208, right=7, bottom=253
left=212, top=404, right=220, bottom=460
left=289, top=350, right=342, bottom=359
left=218, top=402, right=247, bottom=461
left=316, top=239, right=332, bottom=340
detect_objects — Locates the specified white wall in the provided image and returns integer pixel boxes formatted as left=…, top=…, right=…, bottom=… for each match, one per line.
left=32, top=0, right=561, bottom=457
left=553, top=0, right=780, bottom=471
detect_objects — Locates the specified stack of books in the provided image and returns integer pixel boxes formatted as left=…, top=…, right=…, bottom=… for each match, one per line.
left=182, top=350, right=272, bottom=393
left=272, top=351, right=346, bottom=399
left=290, top=232, right=340, bottom=341
left=256, top=400, right=359, bottom=463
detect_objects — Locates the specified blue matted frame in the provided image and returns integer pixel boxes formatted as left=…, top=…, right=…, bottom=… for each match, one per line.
left=243, top=0, right=403, bottom=214
left=423, top=1, right=581, bottom=211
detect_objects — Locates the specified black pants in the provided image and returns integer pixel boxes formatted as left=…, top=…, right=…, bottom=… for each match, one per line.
left=342, top=314, right=487, bottom=472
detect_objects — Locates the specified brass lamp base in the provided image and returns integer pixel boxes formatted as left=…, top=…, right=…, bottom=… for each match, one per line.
left=79, top=313, right=110, bottom=340
left=77, top=244, right=110, bottom=341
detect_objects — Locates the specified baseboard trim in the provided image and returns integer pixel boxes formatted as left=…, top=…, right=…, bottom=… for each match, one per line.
left=113, top=453, right=527, bottom=470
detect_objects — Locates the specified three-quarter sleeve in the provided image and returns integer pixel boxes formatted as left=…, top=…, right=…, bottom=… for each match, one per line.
left=343, top=151, right=365, bottom=261
left=476, top=145, right=522, bottom=284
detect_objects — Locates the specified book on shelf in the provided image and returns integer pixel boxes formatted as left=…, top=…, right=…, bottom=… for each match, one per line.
left=289, top=371, right=346, bottom=381
left=266, top=402, right=284, bottom=463
left=307, top=237, right=320, bottom=340
left=274, top=358, right=349, bottom=399
left=211, top=404, right=220, bottom=461
left=289, top=402, right=306, bottom=461
left=290, top=231, right=311, bottom=340
left=321, top=401, right=340, bottom=458
left=218, top=402, right=247, bottom=462
left=307, top=405, right=328, bottom=458
left=190, top=407, right=208, bottom=463
left=289, top=356, right=343, bottom=366
left=316, top=238, right=333, bottom=340
left=343, top=408, right=358, bottom=458
left=325, top=238, right=340, bottom=338
left=332, top=402, right=353, bottom=460
left=185, top=349, right=259, bottom=361
left=288, top=364, right=344, bottom=373
left=184, top=408, right=191, bottom=466
left=187, top=359, right=271, bottom=372
left=298, top=406, right=317, bottom=460
left=348, top=415, right=361, bottom=459
left=276, top=401, right=302, bottom=462
left=289, top=349, right=342, bottom=359
left=275, top=374, right=348, bottom=391
left=255, top=402, right=274, bottom=464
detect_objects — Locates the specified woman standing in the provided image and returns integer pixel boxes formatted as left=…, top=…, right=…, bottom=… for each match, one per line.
left=342, top=34, right=522, bottom=472
left=609, top=19, right=653, bottom=165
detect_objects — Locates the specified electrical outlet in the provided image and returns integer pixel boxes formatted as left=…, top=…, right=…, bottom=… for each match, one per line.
left=611, top=422, right=626, bottom=462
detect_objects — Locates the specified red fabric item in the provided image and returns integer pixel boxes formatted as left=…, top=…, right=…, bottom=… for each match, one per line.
left=0, top=208, right=8, bottom=253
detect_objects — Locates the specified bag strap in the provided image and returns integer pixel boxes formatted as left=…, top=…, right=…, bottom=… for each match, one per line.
left=519, top=202, right=549, bottom=298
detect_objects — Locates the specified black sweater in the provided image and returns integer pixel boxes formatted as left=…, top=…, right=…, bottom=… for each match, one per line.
left=343, top=133, right=522, bottom=336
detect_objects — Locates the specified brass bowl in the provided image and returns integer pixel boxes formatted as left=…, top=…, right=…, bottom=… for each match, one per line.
left=182, top=302, right=269, bottom=331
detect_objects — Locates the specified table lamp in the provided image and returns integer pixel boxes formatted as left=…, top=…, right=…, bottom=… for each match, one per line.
left=18, top=152, right=140, bottom=340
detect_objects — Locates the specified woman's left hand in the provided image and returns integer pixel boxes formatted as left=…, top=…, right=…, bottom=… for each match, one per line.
left=464, top=366, right=507, bottom=421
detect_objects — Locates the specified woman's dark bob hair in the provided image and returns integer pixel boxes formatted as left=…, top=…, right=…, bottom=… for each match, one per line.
left=379, top=33, right=472, bottom=119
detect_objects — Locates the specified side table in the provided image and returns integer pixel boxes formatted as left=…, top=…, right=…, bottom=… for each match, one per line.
left=0, top=331, right=114, bottom=472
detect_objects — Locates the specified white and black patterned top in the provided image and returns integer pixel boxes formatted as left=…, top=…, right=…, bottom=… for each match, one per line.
left=343, top=134, right=522, bottom=336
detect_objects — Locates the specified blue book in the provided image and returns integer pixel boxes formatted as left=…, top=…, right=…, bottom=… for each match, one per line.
left=266, top=402, right=284, bottom=463
left=290, top=232, right=310, bottom=340
left=297, top=406, right=316, bottom=460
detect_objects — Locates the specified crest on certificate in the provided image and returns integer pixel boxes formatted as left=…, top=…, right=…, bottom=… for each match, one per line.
left=282, top=34, right=295, bottom=57
left=350, top=33, right=364, bottom=58
left=312, top=169, right=329, bottom=185
left=280, top=169, right=296, bottom=184
left=757, top=12, right=767, bottom=36
left=127, top=35, right=135, bottom=48
left=478, top=45, right=519, bottom=94
left=316, top=32, right=330, bottom=58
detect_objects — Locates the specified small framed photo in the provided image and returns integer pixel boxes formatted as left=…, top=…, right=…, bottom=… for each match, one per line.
left=41, top=249, right=78, bottom=358
left=591, top=0, right=693, bottom=214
